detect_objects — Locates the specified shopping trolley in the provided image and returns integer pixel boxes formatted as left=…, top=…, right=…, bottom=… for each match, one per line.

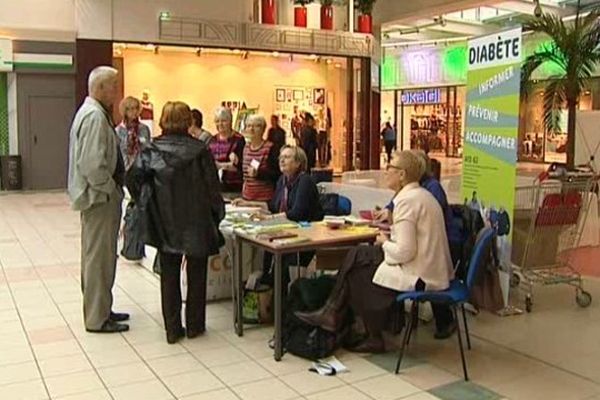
left=511, top=171, right=597, bottom=312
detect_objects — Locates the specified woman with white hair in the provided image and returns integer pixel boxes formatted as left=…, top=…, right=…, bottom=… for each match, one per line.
left=234, top=145, right=324, bottom=287
left=238, top=115, right=280, bottom=201
left=296, top=150, right=453, bottom=353
left=208, top=107, right=245, bottom=194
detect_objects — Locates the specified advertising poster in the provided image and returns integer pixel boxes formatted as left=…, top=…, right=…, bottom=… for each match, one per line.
left=462, top=27, right=522, bottom=271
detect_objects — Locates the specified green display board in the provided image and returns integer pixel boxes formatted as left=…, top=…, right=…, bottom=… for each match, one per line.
left=462, top=27, right=522, bottom=267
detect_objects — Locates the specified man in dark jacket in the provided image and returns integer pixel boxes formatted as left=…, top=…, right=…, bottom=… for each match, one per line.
left=127, top=101, right=225, bottom=344
left=300, top=113, right=318, bottom=172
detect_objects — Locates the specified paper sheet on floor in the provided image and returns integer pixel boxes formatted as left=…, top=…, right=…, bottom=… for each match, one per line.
left=310, top=356, right=348, bottom=376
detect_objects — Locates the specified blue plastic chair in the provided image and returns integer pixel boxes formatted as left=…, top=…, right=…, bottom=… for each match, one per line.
left=394, top=227, right=495, bottom=381
left=337, top=195, right=352, bottom=216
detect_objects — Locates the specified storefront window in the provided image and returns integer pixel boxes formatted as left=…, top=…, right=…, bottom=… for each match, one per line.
left=518, top=81, right=595, bottom=163
left=113, top=44, right=352, bottom=172
left=392, top=86, right=465, bottom=158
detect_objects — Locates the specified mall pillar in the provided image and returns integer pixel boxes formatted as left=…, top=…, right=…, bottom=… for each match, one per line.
left=75, top=39, right=113, bottom=108
left=345, top=57, right=354, bottom=171
left=359, top=58, right=379, bottom=170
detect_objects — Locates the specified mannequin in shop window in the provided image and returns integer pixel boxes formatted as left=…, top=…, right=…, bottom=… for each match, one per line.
left=208, top=107, right=245, bottom=196
left=140, top=90, right=154, bottom=135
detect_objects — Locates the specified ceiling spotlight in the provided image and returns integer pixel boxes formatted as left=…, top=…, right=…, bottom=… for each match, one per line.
left=159, top=11, right=170, bottom=20
left=334, top=63, right=341, bottom=68
left=272, top=51, right=280, bottom=57
left=309, top=54, right=318, bottom=60
left=146, top=43, right=154, bottom=51
left=326, top=59, right=333, bottom=64
left=232, top=49, right=241, bottom=54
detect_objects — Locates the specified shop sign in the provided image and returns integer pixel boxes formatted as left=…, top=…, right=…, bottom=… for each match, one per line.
left=401, top=88, right=442, bottom=105
left=0, top=39, right=13, bottom=72
left=462, top=28, right=522, bottom=290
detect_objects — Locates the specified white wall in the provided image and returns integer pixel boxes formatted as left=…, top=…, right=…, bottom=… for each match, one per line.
left=0, top=0, right=75, bottom=32
left=373, top=0, right=495, bottom=25
left=77, top=0, right=254, bottom=42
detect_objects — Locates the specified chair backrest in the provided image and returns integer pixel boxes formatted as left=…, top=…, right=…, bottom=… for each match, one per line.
left=337, top=195, right=352, bottom=215
left=465, top=227, right=495, bottom=290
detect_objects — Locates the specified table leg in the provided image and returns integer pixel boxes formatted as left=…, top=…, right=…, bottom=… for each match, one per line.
left=274, top=253, right=283, bottom=361
left=235, top=238, right=244, bottom=337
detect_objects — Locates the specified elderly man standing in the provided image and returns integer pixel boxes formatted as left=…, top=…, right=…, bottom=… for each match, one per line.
left=68, top=66, right=129, bottom=333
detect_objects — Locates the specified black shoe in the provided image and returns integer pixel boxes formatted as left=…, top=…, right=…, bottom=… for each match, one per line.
left=186, top=327, right=206, bottom=339
left=87, top=320, right=129, bottom=333
left=110, top=311, right=130, bottom=322
left=434, top=320, right=457, bottom=340
left=166, top=327, right=185, bottom=344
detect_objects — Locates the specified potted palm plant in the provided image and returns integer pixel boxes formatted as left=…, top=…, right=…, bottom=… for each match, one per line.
left=292, top=0, right=314, bottom=28
left=261, top=0, right=277, bottom=25
left=354, top=0, right=376, bottom=33
left=320, top=0, right=344, bottom=30
left=521, top=2, right=600, bottom=169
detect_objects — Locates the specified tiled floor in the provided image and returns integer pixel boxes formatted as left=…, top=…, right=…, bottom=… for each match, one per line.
left=1, top=192, right=600, bottom=400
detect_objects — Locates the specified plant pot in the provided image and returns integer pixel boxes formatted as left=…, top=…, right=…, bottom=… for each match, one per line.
left=261, top=0, right=276, bottom=24
left=320, top=5, right=334, bottom=30
left=357, top=13, right=372, bottom=34
left=294, top=6, right=308, bottom=28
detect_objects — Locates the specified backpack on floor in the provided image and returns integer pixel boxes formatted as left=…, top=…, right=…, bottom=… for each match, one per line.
left=281, top=276, right=350, bottom=360
left=448, top=204, right=484, bottom=279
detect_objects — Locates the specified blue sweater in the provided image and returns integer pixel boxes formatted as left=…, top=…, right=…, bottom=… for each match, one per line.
left=269, top=173, right=324, bottom=222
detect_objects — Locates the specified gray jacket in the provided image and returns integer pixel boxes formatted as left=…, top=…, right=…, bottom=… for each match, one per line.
left=68, top=97, right=120, bottom=211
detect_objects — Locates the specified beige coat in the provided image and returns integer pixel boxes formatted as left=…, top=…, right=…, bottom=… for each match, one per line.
left=68, top=97, right=119, bottom=211
left=372, top=182, right=454, bottom=292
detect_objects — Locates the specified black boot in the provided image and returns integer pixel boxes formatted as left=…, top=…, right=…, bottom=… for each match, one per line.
left=294, top=279, right=347, bottom=332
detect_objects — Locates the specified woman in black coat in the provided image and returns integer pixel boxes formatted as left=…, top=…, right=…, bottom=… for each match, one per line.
left=127, top=101, right=225, bottom=344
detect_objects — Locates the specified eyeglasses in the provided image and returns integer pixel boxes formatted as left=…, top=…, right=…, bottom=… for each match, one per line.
left=386, top=164, right=403, bottom=172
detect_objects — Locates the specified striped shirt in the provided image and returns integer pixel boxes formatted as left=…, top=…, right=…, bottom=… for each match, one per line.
left=208, top=132, right=245, bottom=192
left=242, top=141, right=276, bottom=201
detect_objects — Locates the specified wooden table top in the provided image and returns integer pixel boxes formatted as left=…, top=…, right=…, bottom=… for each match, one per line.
left=234, top=223, right=378, bottom=253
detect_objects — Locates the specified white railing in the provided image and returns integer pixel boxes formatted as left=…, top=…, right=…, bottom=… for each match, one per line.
left=159, top=16, right=375, bottom=58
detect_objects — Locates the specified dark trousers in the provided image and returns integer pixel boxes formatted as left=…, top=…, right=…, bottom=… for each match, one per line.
left=262, top=251, right=314, bottom=290
left=384, top=140, right=396, bottom=163
left=159, top=251, right=208, bottom=334
left=343, top=246, right=454, bottom=336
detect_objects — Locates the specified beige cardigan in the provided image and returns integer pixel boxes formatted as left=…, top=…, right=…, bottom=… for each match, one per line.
left=372, top=182, right=454, bottom=292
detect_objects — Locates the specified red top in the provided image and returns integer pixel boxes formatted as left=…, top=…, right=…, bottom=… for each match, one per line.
left=242, top=141, right=276, bottom=201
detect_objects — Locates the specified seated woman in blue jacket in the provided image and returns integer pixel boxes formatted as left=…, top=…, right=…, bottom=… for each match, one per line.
left=234, top=145, right=324, bottom=288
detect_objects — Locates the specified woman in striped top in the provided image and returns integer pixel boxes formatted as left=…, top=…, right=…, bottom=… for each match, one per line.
left=240, top=115, right=280, bottom=201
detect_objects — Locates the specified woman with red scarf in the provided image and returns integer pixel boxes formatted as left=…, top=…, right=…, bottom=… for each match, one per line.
left=117, top=96, right=151, bottom=169
left=116, top=96, right=151, bottom=261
